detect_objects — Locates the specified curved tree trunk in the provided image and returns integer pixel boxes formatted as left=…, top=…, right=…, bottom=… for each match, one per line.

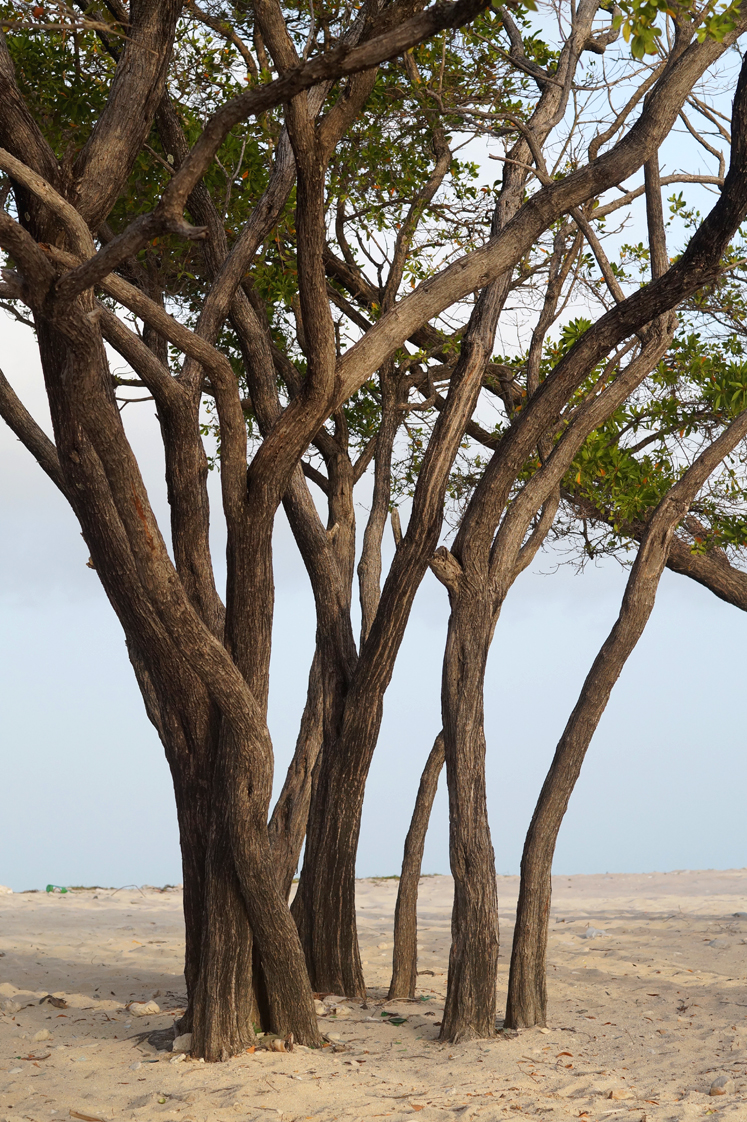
left=389, top=731, right=444, bottom=1000
left=440, top=599, right=499, bottom=1042
left=504, top=557, right=670, bottom=1028
left=268, top=649, right=324, bottom=901
left=506, top=394, right=747, bottom=1027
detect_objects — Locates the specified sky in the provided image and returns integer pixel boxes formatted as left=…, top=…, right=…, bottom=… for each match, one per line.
left=1, top=309, right=746, bottom=893
left=1, top=20, right=744, bottom=891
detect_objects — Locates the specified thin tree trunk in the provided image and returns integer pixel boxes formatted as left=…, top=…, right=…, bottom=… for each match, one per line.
left=504, top=560, right=669, bottom=1028
left=268, top=649, right=324, bottom=900
left=389, top=731, right=444, bottom=1000
left=293, top=268, right=512, bottom=1000
left=357, top=366, right=399, bottom=643
left=440, top=599, right=499, bottom=1042
left=506, top=396, right=747, bottom=1028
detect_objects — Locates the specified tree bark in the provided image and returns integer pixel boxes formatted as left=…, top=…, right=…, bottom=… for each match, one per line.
left=191, top=803, right=259, bottom=1060
left=389, top=731, right=444, bottom=1000
left=439, top=600, right=499, bottom=1042
left=292, top=301, right=508, bottom=996
left=505, top=389, right=747, bottom=1028
left=125, top=639, right=217, bottom=1019
left=268, top=650, right=324, bottom=901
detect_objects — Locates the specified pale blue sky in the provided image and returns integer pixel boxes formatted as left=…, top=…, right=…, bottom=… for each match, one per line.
left=1, top=311, right=746, bottom=892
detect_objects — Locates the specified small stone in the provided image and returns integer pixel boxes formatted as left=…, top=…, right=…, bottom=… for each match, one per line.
left=324, top=1032, right=341, bottom=1042
left=129, top=1062, right=142, bottom=1071
left=710, top=1075, right=734, bottom=1096
left=377, top=943, right=389, bottom=949
left=170, top=1052, right=186, bottom=1063
left=172, top=1033, right=192, bottom=1054
left=314, top=1000, right=326, bottom=1016
left=538, top=1028, right=550, bottom=1035
left=2, top=1001, right=21, bottom=1015
left=33, top=1029, right=52, bottom=1042
left=8, top=1067, right=22, bottom=1074
left=128, top=1000, right=160, bottom=1016
left=708, top=939, right=730, bottom=949
left=581, top=927, right=607, bottom=939
left=607, top=1089, right=631, bottom=1100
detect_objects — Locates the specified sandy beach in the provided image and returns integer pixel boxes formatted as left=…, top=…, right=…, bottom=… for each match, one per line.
left=2, top=870, right=747, bottom=1121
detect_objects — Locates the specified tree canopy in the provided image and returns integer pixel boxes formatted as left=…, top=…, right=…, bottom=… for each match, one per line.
left=2, top=0, right=747, bottom=1056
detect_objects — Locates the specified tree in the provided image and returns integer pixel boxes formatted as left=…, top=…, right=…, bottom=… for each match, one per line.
left=1, top=0, right=747, bottom=1060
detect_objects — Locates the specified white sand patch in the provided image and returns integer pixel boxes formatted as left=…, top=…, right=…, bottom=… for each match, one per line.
left=1, top=871, right=747, bottom=1120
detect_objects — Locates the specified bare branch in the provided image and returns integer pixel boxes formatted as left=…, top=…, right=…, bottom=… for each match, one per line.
left=0, top=366, right=68, bottom=495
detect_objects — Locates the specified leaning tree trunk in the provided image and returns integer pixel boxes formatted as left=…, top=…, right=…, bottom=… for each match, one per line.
left=505, top=394, right=747, bottom=1027
left=440, top=594, right=499, bottom=1042
left=389, top=731, right=445, bottom=1000
left=268, top=649, right=324, bottom=901
left=504, top=545, right=676, bottom=1028
left=504, top=558, right=671, bottom=1027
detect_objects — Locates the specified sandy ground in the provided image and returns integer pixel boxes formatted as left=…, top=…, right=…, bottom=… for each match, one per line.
left=2, top=870, right=747, bottom=1122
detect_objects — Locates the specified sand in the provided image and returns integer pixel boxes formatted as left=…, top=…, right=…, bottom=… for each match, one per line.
left=2, top=870, right=747, bottom=1121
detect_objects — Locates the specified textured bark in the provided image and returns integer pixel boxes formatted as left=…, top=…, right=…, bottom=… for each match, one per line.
left=125, top=639, right=216, bottom=1017
left=506, top=387, right=747, bottom=1029
left=389, top=732, right=444, bottom=1000
left=440, top=604, right=499, bottom=1042
left=3, top=0, right=747, bottom=1067
left=29, top=305, right=322, bottom=1053
left=268, top=651, right=324, bottom=901
left=292, top=284, right=511, bottom=997
left=191, top=809, right=258, bottom=1061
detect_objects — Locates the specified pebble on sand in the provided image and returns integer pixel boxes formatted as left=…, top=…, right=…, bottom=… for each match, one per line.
left=709, top=1075, right=734, bottom=1096
left=172, top=1033, right=192, bottom=1053
left=127, top=1001, right=160, bottom=1016
left=607, top=1088, right=631, bottom=1100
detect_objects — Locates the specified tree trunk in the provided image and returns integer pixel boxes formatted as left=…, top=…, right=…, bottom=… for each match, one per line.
left=291, top=704, right=375, bottom=997
left=268, top=649, right=324, bottom=901
left=389, top=731, right=444, bottom=1000
left=125, top=637, right=218, bottom=1021
left=504, top=564, right=666, bottom=1027
left=293, top=274, right=511, bottom=1000
left=505, top=391, right=747, bottom=1027
left=191, top=805, right=259, bottom=1060
left=440, top=598, right=499, bottom=1042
